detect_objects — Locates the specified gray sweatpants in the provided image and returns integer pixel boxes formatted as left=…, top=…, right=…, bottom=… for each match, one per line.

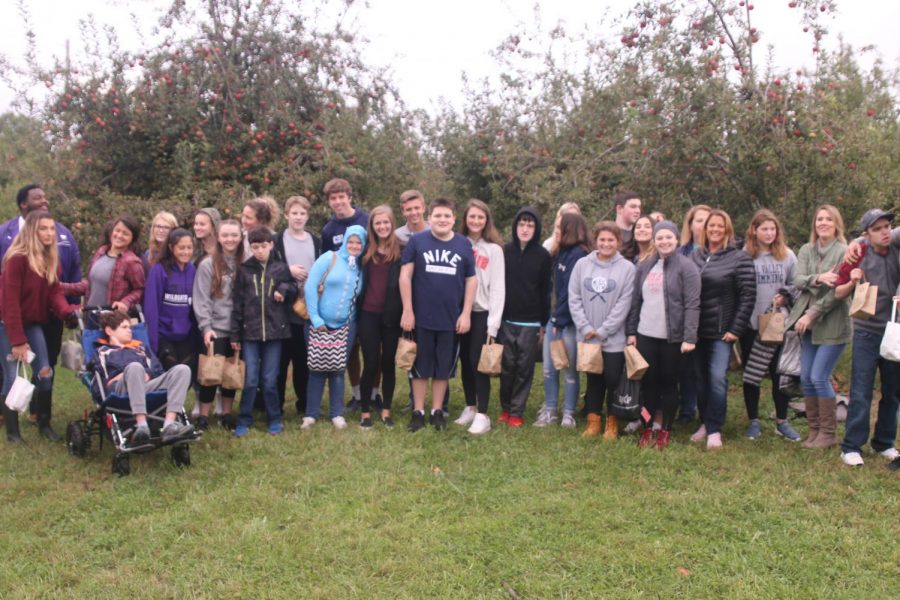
left=113, top=363, right=191, bottom=415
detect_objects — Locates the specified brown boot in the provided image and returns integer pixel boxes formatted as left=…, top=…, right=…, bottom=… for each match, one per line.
left=801, top=396, right=820, bottom=448
left=603, top=414, right=618, bottom=440
left=807, top=397, right=838, bottom=449
left=581, top=413, right=602, bottom=437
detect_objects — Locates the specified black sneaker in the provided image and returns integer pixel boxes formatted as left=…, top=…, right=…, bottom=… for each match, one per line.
left=888, top=457, right=900, bottom=471
left=360, top=417, right=373, bottom=429
left=408, top=411, right=425, bottom=432
left=346, top=397, right=361, bottom=412
left=430, top=410, right=447, bottom=431
left=374, top=394, right=383, bottom=412
left=131, top=425, right=151, bottom=445
left=196, top=416, right=210, bottom=431
left=219, top=414, right=236, bottom=430
left=382, top=415, right=395, bottom=429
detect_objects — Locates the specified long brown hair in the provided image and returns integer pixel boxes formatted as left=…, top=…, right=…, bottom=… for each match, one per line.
left=460, top=199, right=503, bottom=245
left=363, top=205, right=401, bottom=266
left=680, top=204, right=712, bottom=246
left=211, top=219, right=244, bottom=298
left=555, top=212, right=592, bottom=256
left=699, top=209, right=735, bottom=249
left=809, top=204, right=847, bottom=246
left=633, top=215, right=656, bottom=262
left=744, top=209, right=788, bottom=260
left=4, top=211, right=59, bottom=283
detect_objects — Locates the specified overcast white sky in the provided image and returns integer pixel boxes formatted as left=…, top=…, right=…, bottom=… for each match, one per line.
left=1, top=0, right=898, bottom=114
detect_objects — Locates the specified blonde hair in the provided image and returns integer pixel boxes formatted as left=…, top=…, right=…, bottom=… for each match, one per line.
left=680, top=204, right=712, bottom=246
left=699, top=209, right=736, bottom=249
left=3, top=211, right=59, bottom=284
left=745, top=208, right=788, bottom=260
left=810, top=204, right=847, bottom=246
left=148, top=211, right=178, bottom=268
left=363, top=205, right=401, bottom=265
left=284, top=195, right=311, bottom=215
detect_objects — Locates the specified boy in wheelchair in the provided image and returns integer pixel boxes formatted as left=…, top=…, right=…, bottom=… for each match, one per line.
left=95, top=311, right=194, bottom=444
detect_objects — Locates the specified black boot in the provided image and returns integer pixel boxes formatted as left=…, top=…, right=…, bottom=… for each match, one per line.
left=4, top=405, right=22, bottom=443
left=35, top=390, right=60, bottom=442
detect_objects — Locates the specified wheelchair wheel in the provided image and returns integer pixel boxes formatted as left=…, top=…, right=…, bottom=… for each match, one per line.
left=112, top=454, right=130, bottom=477
left=171, top=444, right=191, bottom=468
left=66, top=421, right=90, bottom=457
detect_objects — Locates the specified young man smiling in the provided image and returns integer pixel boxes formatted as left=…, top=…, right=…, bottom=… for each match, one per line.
left=399, top=198, right=476, bottom=432
left=320, top=178, right=369, bottom=253
left=394, top=189, right=429, bottom=246
left=834, top=208, right=900, bottom=467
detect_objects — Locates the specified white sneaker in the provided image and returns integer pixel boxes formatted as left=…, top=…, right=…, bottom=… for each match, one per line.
left=533, top=409, right=558, bottom=427
left=213, top=392, right=223, bottom=416
left=453, top=406, right=476, bottom=426
left=624, top=419, right=642, bottom=434
left=468, top=413, right=491, bottom=435
left=690, top=424, right=707, bottom=443
left=300, top=417, right=316, bottom=430
left=191, top=402, right=200, bottom=418
left=560, top=412, right=576, bottom=428
left=706, top=432, right=723, bottom=450
left=841, top=451, right=865, bottom=466
left=878, top=447, right=899, bottom=460
left=332, top=416, right=347, bottom=430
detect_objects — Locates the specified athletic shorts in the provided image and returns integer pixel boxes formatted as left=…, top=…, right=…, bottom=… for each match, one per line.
left=411, top=328, right=459, bottom=380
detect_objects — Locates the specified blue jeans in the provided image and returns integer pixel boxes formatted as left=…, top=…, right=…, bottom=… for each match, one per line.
left=237, top=340, right=283, bottom=427
left=0, top=322, right=52, bottom=396
left=305, top=320, right=357, bottom=420
left=679, top=351, right=699, bottom=419
left=695, top=339, right=732, bottom=435
left=542, top=324, right=579, bottom=414
left=799, top=333, right=845, bottom=398
left=842, top=329, right=899, bottom=454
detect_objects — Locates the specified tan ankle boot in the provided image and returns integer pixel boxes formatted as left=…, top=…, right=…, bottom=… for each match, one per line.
left=801, top=396, right=820, bottom=449
left=603, top=414, right=618, bottom=440
left=581, top=413, right=602, bottom=437
left=807, top=397, right=838, bottom=449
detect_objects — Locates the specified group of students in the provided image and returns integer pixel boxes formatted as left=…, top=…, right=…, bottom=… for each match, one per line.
left=0, top=181, right=898, bottom=469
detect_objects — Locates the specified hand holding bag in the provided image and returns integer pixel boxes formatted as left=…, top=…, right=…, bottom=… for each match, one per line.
left=395, top=332, right=417, bottom=371
left=477, top=336, right=504, bottom=377
left=880, top=301, right=900, bottom=362
left=221, top=354, right=246, bottom=390
left=549, top=338, right=569, bottom=370
left=5, top=361, right=35, bottom=413
left=758, top=301, right=786, bottom=345
left=623, top=345, right=649, bottom=380
left=849, top=277, right=878, bottom=320
left=576, top=340, right=604, bottom=374
left=197, top=342, right=225, bottom=387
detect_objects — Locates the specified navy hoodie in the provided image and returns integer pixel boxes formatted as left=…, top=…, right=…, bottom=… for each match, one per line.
left=551, top=244, right=589, bottom=329
left=503, top=207, right=552, bottom=324
left=320, top=207, right=369, bottom=253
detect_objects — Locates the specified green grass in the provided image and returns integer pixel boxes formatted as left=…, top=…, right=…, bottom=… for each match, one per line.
left=1, top=369, right=898, bottom=599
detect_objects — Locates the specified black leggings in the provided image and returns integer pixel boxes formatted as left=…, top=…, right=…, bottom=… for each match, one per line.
left=157, top=337, right=197, bottom=380
left=198, top=336, right=237, bottom=404
left=585, top=351, right=625, bottom=414
left=358, top=310, right=400, bottom=413
left=739, top=331, right=789, bottom=420
left=279, top=322, right=310, bottom=414
left=637, top=334, right=683, bottom=430
left=460, top=311, right=492, bottom=413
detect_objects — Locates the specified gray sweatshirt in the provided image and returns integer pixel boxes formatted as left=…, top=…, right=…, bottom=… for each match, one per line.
left=746, top=248, right=797, bottom=330
left=193, top=254, right=236, bottom=337
left=568, top=251, right=635, bottom=352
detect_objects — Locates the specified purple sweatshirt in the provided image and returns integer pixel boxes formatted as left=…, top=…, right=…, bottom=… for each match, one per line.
left=144, top=261, right=196, bottom=352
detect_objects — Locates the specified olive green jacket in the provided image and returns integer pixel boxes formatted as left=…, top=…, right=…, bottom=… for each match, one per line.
left=786, top=239, right=851, bottom=345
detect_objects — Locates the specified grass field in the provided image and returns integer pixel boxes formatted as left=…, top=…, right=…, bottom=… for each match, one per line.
left=1, top=367, right=898, bottom=599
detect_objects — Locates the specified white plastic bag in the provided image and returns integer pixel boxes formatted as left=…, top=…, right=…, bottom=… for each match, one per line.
left=4, top=361, right=35, bottom=413
left=880, top=302, right=900, bottom=362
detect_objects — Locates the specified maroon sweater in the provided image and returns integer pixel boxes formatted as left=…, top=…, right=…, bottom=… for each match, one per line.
left=0, top=254, right=75, bottom=346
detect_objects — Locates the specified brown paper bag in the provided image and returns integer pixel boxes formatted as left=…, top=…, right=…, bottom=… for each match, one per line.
left=292, top=295, right=309, bottom=320
left=849, top=281, right=878, bottom=319
left=729, top=343, right=742, bottom=371
left=197, top=342, right=225, bottom=387
left=623, top=345, right=650, bottom=380
left=549, top=339, right=569, bottom=370
left=221, top=354, right=246, bottom=390
left=576, top=341, right=604, bottom=374
left=395, top=334, right=417, bottom=371
left=477, top=337, right=504, bottom=376
left=758, top=307, right=786, bottom=345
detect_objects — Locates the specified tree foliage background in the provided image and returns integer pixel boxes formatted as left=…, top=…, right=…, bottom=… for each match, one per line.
left=0, top=0, right=898, bottom=252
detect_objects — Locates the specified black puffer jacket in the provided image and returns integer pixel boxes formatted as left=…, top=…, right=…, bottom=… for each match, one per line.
left=230, top=257, right=298, bottom=342
left=691, top=244, right=756, bottom=340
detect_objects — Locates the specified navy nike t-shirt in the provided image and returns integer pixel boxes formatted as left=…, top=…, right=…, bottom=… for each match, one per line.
left=401, top=231, right=476, bottom=331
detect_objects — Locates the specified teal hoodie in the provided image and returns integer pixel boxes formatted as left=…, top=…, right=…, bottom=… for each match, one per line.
left=305, top=225, right=367, bottom=329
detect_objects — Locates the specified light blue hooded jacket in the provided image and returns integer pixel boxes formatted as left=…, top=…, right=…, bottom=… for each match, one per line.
left=305, top=224, right=366, bottom=329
